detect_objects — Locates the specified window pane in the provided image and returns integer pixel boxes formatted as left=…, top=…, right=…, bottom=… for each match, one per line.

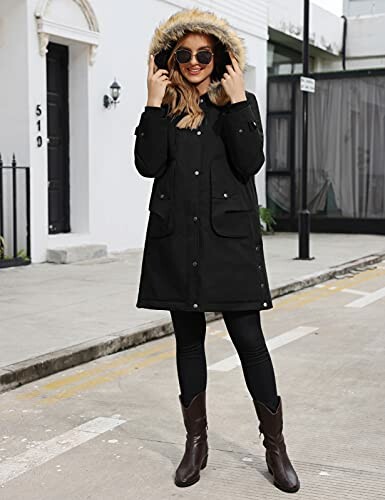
left=267, top=116, right=290, bottom=171
left=267, top=176, right=291, bottom=217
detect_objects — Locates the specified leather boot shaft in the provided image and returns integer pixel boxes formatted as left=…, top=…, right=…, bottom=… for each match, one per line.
left=174, top=390, right=209, bottom=487
left=253, top=395, right=300, bottom=493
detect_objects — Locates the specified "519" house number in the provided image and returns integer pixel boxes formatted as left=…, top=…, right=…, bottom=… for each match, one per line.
left=35, top=104, right=43, bottom=147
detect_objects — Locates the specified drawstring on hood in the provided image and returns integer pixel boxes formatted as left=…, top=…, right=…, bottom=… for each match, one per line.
left=147, top=7, right=247, bottom=127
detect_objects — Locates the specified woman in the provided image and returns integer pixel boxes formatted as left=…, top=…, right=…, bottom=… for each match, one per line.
left=133, top=7, right=300, bottom=493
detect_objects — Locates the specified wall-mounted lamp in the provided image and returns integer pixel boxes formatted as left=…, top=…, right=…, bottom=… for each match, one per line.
left=103, top=78, right=121, bottom=109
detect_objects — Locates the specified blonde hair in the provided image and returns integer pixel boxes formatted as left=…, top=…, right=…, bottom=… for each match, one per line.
left=161, top=33, right=231, bottom=130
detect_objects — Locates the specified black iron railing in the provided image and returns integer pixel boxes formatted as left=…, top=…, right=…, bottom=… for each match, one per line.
left=0, top=153, right=31, bottom=268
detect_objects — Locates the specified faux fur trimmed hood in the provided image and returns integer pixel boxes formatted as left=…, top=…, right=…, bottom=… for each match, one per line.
left=148, top=7, right=247, bottom=102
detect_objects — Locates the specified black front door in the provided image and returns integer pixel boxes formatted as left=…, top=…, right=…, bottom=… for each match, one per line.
left=46, top=42, right=70, bottom=234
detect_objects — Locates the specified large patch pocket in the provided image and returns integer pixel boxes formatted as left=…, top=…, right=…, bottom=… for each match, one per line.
left=210, top=159, right=253, bottom=238
left=147, top=164, right=175, bottom=238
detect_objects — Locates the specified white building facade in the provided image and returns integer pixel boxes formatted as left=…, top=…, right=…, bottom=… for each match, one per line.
left=0, top=0, right=383, bottom=264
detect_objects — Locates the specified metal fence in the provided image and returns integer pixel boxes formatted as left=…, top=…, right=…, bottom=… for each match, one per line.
left=0, top=153, right=31, bottom=268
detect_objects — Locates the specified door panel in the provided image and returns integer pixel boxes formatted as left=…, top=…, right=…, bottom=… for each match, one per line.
left=46, top=42, right=70, bottom=234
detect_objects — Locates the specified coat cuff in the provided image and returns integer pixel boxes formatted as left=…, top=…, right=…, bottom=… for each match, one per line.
left=144, top=105, right=168, bottom=117
left=226, top=99, right=249, bottom=113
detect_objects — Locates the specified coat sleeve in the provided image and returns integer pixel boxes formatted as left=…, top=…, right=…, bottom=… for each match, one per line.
left=133, top=105, right=169, bottom=178
left=220, top=91, right=265, bottom=182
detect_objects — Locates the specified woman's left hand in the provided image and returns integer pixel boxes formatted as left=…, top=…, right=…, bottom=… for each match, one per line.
left=221, top=51, right=247, bottom=104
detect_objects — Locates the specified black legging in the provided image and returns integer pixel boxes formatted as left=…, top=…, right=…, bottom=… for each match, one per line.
left=170, top=309, right=279, bottom=413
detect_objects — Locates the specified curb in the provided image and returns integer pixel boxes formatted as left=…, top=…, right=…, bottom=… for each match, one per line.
left=1, top=251, right=384, bottom=394
left=270, top=251, right=385, bottom=298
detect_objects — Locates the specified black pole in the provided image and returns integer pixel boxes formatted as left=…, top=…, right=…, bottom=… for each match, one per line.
left=297, top=0, right=313, bottom=260
left=12, top=154, right=18, bottom=259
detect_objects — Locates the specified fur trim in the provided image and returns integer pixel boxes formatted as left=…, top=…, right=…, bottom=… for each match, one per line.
left=148, top=7, right=247, bottom=102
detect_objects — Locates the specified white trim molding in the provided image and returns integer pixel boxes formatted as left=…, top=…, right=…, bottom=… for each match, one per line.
left=35, top=0, right=100, bottom=65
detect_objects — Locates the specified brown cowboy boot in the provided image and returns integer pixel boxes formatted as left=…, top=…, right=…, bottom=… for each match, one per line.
left=253, top=395, right=300, bottom=493
left=174, top=390, right=209, bottom=487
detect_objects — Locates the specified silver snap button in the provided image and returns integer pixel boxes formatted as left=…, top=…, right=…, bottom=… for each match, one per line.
left=238, top=128, right=244, bottom=133
left=255, top=245, right=260, bottom=251
left=192, top=261, right=198, bottom=267
left=223, top=192, right=228, bottom=198
left=140, top=131, right=145, bottom=137
left=193, top=303, right=198, bottom=309
left=159, top=193, right=165, bottom=199
left=263, top=302, right=268, bottom=307
left=196, top=130, right=202, bottom=135
left=193, top=216, right=198, bottom=222
left=260, top=283, right=265, bottom=288
left=194, top=170, right=200, bottom=175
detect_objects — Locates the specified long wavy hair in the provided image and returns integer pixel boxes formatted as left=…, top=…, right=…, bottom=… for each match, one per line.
left=161, top=32, right=232, bottom=130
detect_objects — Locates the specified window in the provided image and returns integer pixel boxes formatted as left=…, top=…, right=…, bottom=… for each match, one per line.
left=268, top=41, right=314, bottom=76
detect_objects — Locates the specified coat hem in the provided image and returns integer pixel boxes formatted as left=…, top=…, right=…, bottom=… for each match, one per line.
left=136, top=298, right=273, bottom=312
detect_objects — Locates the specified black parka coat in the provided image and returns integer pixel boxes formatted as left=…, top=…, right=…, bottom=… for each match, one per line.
left=133, top=8, right=273, bottom=313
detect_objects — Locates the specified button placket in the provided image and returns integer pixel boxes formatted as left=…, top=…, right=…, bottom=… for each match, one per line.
left=191, top=131, right=203, bottom=312
left=255, top=236, right=267, bottom=294
left=189, top=122, right=206, bottom=312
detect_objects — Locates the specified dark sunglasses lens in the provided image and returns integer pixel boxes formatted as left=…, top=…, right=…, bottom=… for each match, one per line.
left=176, top=49, right=213, bottom=65
left=176, top=50, right=191, bottom=64
left=197, top=51, right=212, bottom=64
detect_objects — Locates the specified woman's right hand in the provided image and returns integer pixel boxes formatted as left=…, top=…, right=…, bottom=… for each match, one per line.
left=146, top=54, right=171, bottom=107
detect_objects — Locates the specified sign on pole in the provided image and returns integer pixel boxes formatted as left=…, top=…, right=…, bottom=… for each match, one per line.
left=300, top=76, right=315, bottom=93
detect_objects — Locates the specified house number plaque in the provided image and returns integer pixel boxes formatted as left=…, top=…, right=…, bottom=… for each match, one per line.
left=35, top=104, right=43, bottom=147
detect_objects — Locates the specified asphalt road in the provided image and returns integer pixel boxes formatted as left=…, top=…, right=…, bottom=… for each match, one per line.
left=1, top=260, right=384, bottom=499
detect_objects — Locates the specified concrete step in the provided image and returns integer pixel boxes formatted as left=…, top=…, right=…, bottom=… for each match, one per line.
left=46, top=244, right=108, bottom=264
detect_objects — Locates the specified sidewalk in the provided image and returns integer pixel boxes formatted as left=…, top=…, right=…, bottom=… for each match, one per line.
left=1, top=232, right=384, bottom=393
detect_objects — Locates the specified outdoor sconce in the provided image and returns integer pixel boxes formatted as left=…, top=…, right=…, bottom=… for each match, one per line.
left=103, top=78, right=121, bottom=109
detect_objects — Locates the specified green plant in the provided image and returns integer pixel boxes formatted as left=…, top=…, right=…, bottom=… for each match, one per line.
left=259, top=205, right=277, bottom=234
left=0, top=235, right=5, bottom=259
left=0, top=235, right=29, bottom=261
left=17, top=248, right=29, bottom=260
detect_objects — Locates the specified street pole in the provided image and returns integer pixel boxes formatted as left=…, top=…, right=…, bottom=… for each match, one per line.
left=297, top=0, right=314, bottom=260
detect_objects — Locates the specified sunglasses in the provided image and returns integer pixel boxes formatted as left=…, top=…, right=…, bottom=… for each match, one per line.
left=175, top=48, right=214, bottom=65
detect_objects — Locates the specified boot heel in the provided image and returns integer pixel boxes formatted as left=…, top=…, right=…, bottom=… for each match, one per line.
left=201, top=454, right=208, bottom=469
